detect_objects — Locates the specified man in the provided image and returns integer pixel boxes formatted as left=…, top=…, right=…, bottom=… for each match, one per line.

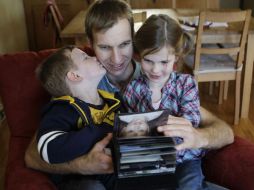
left=25, top=0, right=233, bottom=189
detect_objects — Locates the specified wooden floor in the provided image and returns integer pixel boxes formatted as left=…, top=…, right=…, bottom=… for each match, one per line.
left=0, top=82, right=253, bottom=190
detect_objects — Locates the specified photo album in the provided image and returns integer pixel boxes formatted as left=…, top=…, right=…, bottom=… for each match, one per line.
left=112, top=109, right=177, bottom=179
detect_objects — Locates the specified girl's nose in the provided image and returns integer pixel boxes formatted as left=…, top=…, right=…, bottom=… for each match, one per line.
left=152, top=63, right=161, bottom=73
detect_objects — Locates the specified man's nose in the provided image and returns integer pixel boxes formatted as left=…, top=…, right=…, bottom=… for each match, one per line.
left=111, top=48, right=121, bottom=64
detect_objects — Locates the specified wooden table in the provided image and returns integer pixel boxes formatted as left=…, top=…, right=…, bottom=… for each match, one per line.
left=61, top=9, right=254, bottom=119
left=60, top=10, right=87, bottom=46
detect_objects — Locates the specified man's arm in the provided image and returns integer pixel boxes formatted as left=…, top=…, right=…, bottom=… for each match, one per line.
left=157, top=106, right=234, bottom=150
left=25, top=133, right=113, bottom=175
left=198, top=106, right=234, bottom=149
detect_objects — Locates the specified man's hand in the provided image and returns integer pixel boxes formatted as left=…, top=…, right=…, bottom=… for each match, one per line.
left=25, top=133, right=114, bottom=175
left=73, top=133, right=114, bottom=175
left=157, top=116, right=207, bottom=150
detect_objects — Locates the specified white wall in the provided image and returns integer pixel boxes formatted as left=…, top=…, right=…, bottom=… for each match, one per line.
left=0, top=0, right=28, bottom=54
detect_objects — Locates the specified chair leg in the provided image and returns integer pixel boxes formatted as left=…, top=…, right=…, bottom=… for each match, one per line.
left=218, top=81, right=224, bottom=104
left=209, top=82, right=213, bottom=95
left=234, top=72, right=241, bottom=125
left=223, top=81, right=229, bottom=100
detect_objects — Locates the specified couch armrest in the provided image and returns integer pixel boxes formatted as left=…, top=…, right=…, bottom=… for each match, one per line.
left=5, top=136, right=56, bottom=190
left=203, top=136, right=254, bottom=190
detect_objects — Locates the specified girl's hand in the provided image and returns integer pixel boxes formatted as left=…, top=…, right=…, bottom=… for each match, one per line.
left=157, top=116, right=206, bottom=150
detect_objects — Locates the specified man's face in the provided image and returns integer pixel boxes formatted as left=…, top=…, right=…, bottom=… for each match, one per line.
left=92, top=18, right=133, bottom=81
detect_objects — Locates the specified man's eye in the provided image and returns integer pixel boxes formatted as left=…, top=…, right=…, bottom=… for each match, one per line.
left=99, top=46, right=110, bottom=50
left=119, top=41, right=131, bottom=48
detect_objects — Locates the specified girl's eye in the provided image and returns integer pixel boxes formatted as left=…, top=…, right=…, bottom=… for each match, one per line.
left=161, top=61, right=169, bottom=65
left=143, top=58, right=153, bottom=64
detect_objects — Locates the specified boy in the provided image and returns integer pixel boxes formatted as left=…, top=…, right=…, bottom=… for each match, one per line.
left=36, top=46, right=121, bottom=188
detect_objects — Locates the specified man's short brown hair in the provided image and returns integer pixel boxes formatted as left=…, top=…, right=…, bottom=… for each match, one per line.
left=85, top=0, right=134, bottom=43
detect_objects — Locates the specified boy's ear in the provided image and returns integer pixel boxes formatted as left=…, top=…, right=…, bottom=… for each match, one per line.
left=66, top=71, right=82, bottom=82
left=175, top=56, right=179, bottom=62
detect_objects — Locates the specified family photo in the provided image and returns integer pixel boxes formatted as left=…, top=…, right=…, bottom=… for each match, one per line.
left=1, top=0, right=254, bottom=190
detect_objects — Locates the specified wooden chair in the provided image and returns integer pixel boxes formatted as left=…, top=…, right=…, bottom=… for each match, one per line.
left=133, top=11, right=147, bottom=23
left=133, top=11, right=147, bottom=32
left=44, top=0, right=64, bottom=47
left=172, top=0, right=219, bottom=10
left=184, top=10, right=251, bottom=125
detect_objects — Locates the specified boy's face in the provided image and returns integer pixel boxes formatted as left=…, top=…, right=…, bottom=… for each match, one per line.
left=141, top=46, right=175, bottom=86
left=91, top=18, right=133, bottom=81
left=70, top=48, right=106, bottom=81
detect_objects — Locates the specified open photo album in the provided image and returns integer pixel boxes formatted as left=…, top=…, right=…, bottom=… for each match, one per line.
left=113, top=109, right=177, bottom=179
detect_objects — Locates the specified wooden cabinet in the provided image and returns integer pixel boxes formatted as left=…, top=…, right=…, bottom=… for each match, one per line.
left=129, top=0, right=219, bottom=9
left=129, top=0, right=173, bottom=9
left=23, top=0, right=90, bottom=51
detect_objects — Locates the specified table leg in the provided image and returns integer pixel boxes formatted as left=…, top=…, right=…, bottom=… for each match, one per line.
left=241, top=34, right=254, bottom=118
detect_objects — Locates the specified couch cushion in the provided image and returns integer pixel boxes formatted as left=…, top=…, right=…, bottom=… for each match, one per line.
left=5, top=136, right=56, bottom=190
left=203, top=136, right=254, bottom=190
left=0, top=50, right=55, bottom=137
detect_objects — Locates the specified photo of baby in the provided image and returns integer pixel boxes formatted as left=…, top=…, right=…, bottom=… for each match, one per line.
left=117, top=109, right=171, bottom=137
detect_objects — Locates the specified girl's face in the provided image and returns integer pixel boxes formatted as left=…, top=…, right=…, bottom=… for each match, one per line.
left=141, top=46, right=176, bottom=86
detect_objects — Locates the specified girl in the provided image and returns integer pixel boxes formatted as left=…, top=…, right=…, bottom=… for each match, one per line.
left=123, top=14, right=208, bottom=190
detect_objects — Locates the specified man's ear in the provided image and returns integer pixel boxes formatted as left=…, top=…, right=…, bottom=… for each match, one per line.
left=133, top=52, right=141, bottom=62
left=66, top=71, right=82, bottom=82
left=87, top=39, right=93, bottom=48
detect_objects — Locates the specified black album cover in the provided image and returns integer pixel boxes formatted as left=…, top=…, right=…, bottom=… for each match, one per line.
left=113, top=110, right=177, bottom=179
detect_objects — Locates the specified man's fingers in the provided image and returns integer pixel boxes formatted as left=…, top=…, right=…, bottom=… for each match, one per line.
left=157, top=125, right=192, bottom=133
left=162, top=129, right=188, bottom=139
left=94, top=133, right=112, bottom=151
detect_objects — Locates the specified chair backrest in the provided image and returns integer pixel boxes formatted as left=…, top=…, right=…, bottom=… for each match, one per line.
left=194, top=10, right=251, bottom=73
left=133, top=11, right=147, bottom=33
left=172, top=0, right=220, bottom=10
left=49, top=5, right=62, bottom=34
left=133, top=11, right=147, bottom=23
left=48, top=1, right=64, bottom=35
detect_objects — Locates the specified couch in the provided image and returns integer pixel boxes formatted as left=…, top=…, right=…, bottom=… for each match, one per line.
left=0, top=48, right=254, bottom=190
